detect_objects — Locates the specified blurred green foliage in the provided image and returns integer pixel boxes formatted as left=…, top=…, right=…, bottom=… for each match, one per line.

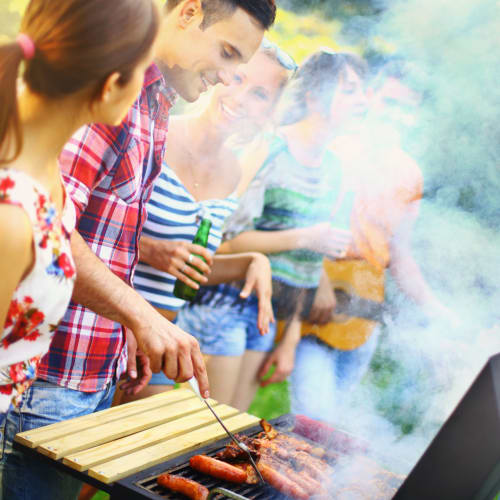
left=278, top=0, right=383, bottom=19
left=0, top=2, right=379, bottom=62
left=0, top=0, right=28, bottom=41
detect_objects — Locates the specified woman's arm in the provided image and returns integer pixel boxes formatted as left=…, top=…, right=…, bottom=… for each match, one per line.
left=218, top=224, right=351, bottom=257
left=307, top=263, right=337, bottom=325
left=0, top=206, right=32, bottom=344
left=218, top=228, right=307, bottom=255
left=207, top=253, right=274, bottom=335
left=258, top=309, right=303, bottom=387
left=389, top=206, right=454, bottom=321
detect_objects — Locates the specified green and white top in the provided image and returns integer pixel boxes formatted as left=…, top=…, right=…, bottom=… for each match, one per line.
left=254, top=136, right=344, bottom=289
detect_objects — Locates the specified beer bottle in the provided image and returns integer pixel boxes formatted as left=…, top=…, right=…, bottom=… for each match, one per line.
left=173, top=218, right=212, bottom=301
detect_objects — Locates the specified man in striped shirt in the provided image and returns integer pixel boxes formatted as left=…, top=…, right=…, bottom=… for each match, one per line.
left=0, top=2, right=276, bottom=499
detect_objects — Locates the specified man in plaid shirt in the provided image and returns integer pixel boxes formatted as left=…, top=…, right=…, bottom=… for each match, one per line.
left=0, top=1, right=276, bottom=499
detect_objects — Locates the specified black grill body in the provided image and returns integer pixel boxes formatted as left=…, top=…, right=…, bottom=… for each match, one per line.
left=394, top=353, right=500, bottom=500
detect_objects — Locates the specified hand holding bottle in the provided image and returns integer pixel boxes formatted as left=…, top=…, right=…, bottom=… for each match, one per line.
left=139, top=237, right=213, bottom=288
left=174, top=218, right=212, bottom=301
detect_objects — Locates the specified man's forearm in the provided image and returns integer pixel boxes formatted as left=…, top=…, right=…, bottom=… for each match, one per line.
left=71, top=231, right=154, bottom=331
left=390, top=250, right=443, bottom=313
left=137, top=235, right=157, bottom=267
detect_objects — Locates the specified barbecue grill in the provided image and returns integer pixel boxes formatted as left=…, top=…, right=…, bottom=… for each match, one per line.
left=14, top=354, right=500, bottom=499
left=113, top=416, right=293, bottom=499
left=113, top=414, right=402, bottom=500
left=14, top=393, right=401, bottom=500
left=394, top=352, right=500, bottom=500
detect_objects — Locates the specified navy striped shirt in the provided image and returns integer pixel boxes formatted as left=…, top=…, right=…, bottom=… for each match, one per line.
left=134, top=162, right=238, bottom=311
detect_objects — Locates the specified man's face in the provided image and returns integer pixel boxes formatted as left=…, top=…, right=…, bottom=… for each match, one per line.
left=370, top=77, right=421, bottom=128
left=162, top=5, right=264, bottom=102
left=328, top=66, right=368, bottom=132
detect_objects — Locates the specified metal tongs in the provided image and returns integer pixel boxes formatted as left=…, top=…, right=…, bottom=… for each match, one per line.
left=187, top=378, right=265, bottom=484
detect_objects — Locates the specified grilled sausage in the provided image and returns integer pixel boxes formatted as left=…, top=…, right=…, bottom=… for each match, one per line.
left=157, top=473, right=208, bottom=500
left=189, top=454, right=247, bottom=483
left=258, top=462, right=309, bottom=500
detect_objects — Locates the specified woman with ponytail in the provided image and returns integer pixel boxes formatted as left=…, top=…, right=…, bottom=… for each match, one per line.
left=0, top=0, right=158, bottom=426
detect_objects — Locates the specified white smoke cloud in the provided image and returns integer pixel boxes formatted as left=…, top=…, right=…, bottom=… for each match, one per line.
left=303, top=0, right=500, bottom=494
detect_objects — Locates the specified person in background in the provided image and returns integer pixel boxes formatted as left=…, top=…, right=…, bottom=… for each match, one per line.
left=124, top=39, right=293, bottom=402
left=291, top=59, right=456, bottom=424
left=178, top=50, right=368, bottom=411
left=0, top=0, right=159, bottom=496
left=0, top=0, right=158, bottom=417
left=0, top=1, right=276, bottom=499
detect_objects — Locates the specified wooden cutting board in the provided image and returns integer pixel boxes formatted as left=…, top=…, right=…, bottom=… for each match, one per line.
left=15, top=388, right=260, bottom=484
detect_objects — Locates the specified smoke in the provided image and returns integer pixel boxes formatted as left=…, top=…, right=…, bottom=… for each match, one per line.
left=292, top=0, right=500, bottom=493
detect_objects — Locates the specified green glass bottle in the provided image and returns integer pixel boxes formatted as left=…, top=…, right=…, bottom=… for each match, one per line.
left=173, top=217, right=212, bottom=301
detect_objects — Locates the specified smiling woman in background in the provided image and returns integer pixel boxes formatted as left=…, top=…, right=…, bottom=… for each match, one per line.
left=177, top=50, right=369, bottom=411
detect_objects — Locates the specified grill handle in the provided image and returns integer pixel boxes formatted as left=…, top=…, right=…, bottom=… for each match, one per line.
left=207, top=487, right=251, bottom=500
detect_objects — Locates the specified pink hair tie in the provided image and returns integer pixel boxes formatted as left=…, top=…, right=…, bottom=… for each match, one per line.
left=16, top=33, right=36, bottom=60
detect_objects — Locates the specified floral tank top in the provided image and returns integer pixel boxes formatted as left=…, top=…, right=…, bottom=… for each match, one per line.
left=0, top=170, right=76, bottom=413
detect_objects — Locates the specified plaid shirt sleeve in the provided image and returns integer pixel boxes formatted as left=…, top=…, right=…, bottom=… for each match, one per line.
left=39, top=65, right=177, bottom=392
left=59, top=123, right=127, bottom=222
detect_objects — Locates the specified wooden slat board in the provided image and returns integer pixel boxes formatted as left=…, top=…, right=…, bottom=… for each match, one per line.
left=16, top=388, right=196, bottom=448
left=14, top=389, right=260, bottom=486
left=38, top=396, right=220, bottom=460
left=63, top=405, right=240, bottom=472
left=90, top=413, right=260, bottom=483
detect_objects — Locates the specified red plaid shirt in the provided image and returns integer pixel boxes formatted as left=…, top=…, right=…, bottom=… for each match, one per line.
left=37, top=64, right=177, bottom=392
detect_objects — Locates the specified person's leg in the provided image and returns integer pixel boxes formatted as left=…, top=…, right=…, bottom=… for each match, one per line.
left=0, top=379, right=114, bottom=500
left=176, top=303, right=247, bottom=405
left=334, top=327, right=380, bottom=393
left=204, top=355, right=243, bottom=406
left=290, top=336, right=338, bottom=422
left=325, top=328, right=380, bottom=429
left=231, top=304, right=277, bottom=412
left=231, top=350, right=268, bottom=411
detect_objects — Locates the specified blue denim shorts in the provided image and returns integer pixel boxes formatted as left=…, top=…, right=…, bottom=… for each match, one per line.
left=148, top=290, right=277, bottom=386
left=177, top=295, right=277, bottom=356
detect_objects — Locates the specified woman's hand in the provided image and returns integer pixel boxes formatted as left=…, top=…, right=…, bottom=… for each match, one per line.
left=308, top=268, right=336, bottom=325
left=300, top=223, right=352, bottom=258
left=258, top=319, right=301, bottom=386
left=139, top=236, right=213, bottom=289
left=239, top=253, right=275, bottom=335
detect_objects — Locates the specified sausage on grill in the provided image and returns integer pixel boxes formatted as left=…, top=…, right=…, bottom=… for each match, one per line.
left=258, top=462, right=309, bottom=500
left=157, top=473, right=208, bottom=500
left=189, top=454, right=248, bottom=483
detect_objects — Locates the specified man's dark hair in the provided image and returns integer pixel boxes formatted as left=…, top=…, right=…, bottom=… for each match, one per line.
left=166, top=0, right=276, bottom=30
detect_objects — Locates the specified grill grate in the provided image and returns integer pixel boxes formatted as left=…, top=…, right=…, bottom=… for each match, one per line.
left=113, top=414, right=401, bottom=500
left=135, top=442, right=287, bottom=499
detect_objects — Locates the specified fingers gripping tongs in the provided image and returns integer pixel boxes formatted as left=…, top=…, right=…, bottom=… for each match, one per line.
left=187, top=378, right=265, bottom=484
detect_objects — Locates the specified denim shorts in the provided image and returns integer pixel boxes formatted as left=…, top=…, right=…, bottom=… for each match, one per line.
left=149, top=289, right=277, bottom=386
left=177, top=295, right=277, bottom=356
left=0, top=378, right=115, bottom=500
